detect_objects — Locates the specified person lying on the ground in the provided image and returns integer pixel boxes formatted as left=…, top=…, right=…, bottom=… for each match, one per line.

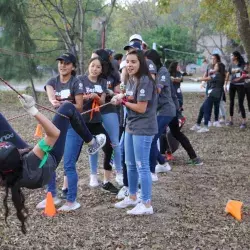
left=0, top=94, right=106, bottom=234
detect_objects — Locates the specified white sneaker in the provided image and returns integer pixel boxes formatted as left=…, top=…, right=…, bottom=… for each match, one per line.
left=116, top=186, right=129, bottom=200
left=114, top=196, right=140, bottom=209
left=36, top=196, right=61, bottom=209
left=87, top=134, right=106, bottom=155
left=155, top=162, right=171, bottom=173
left=151, top=173, right=158, bottom=182
left=197, top=127, right=209, bottom=133
left=208, top=121, right=212, bottom=127
left=219, top=118, right=225, bottom=124
left=115, top=173, right=124, bottom=187
left=213, top=121, right=222, bottom=127
left=126, top=202, right=153, bottom=215
left=89, top=174, right=99, bottom=187
left=190, top=124, right=201, bottom=131
left=58, top=201, right=81, bottom=212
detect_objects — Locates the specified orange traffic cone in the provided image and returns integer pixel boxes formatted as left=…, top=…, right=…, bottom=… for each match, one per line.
left=34, top=124, right=43, bottom=138
left=43, top=192, right=56, bottom=217
left=225, top=200, right=243, bottom=221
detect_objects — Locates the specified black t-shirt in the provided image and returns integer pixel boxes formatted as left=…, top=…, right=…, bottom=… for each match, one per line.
left=44, top=75, right=84, bottom=103
left=228, top=64, right=245, bottom=85
left=208, top=72, right=224, bottom=99
left=101, top=70, right=121, bottom=114
left=18, top=151, right=57, bottom=189
left=77, top=75, right=107, bottom=123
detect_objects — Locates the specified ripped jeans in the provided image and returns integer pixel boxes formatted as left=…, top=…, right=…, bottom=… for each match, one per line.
left=125, top=132, right=153, bottom=203
left=102, top=112, right=122, bottom=172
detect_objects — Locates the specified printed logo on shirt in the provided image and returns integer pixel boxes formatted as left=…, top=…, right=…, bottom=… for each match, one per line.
left=149, top=64, right=154, bottom=69
left=79, top=82, right=83, bottom=90
left=139, top=89, right=145, bottom=96
left=161, top=75, right=166, bottom=81
left=126, top=90, right=133, bottom=96
left=94, top=85, right=103, bottom=93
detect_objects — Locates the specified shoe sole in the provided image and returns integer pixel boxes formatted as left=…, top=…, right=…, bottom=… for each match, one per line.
left=101, top=188, right=118, bottom=195
left=115, top=204, right=137, bottom=209
left=58, top=204, right=81, bottom=212
left=127, top=211, right=153, bottom=215
left=88, top=136, right=107, bottom=155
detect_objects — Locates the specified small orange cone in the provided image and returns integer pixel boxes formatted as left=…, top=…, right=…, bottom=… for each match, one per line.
left=43, top=192, right=56, bottom=217
left=34, top=124, right=43, bottom=138
left=225, top=200, right=243, bottom=221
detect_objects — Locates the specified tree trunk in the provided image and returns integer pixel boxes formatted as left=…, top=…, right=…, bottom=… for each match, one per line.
left=78, top=0, right=84, bottom=75
left=232, top=0, right=250, bottom=62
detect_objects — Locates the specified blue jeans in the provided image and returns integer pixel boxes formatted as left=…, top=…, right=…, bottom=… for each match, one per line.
left=102, top=113, right=122, bottom=172
left=46, top=102, right=93, bottom=197
left=63, top=126, right=83, bottom=202
left=125, top=132, right=153, bottom=203
left=150, top=116, right=174, bottom=173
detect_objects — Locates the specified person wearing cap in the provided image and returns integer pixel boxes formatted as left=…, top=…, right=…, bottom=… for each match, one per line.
left=38, top=52, right=92, bottom=211
left=0, top=95, right=106, bottom=233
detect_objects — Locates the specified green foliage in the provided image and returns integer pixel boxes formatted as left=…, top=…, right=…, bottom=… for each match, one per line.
left=142, top=24, right=197, bottom=63
left=0, top=0, right=38, bottom=81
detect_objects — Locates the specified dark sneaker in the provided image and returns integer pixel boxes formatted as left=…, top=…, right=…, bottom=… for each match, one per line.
left=87, top=134, right=106, bottom=155
left=240, top=123, right=246, bottom=129
left=187, top=157, right=203, bottom=166
left=102, top=182, right=119, bottom=195
left=226, top=121, right=233, bottom=126
left=60, top=188, right=68, bottom=199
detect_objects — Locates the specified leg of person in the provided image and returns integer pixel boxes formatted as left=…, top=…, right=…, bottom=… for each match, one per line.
left=102, top=113, right=123, bottom=185
left=236, top=85, right=246, bottom=127
left=58, top=125, right=83, bottom=211
left=126, top=134, right=153, bottom=215
left=115, top=132, right=140, bottom=209
left=0, top=113, right=29, bottom=148
left=203, top=97, right=213, bottom=130
left=169, top=117, right=202, bottom=165
left=116, top=128, right=129, bottom=200
left=228, top=84, right=236, bottom=125
left=190, top=103, right=204, bottom=131
left=245, top=86, right=250, bottom=112
left=213, top=97, right=221, bottom=125
left=149, top=116, right=173, bottom=175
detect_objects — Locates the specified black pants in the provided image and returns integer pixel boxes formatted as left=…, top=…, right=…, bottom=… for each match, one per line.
left=245, top=86, right=250, bottom=112
left=229, top=84, right=246, bottom=118
left=168, top=117, right=197, bottom=159
left=86, top=122, right=113, bottom=171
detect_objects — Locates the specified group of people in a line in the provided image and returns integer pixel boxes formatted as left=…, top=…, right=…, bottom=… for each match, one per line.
left=190, top=51, right=250, bottom=133
left=1, top=33, right=206, bottom=234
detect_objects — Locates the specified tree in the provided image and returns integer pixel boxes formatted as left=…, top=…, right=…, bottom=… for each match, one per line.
left=0, top=0, right=38, bottom=99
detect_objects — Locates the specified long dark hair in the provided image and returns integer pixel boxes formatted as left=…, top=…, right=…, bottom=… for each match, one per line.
left=0, top=168, right=28, bottom=234
left=212, top=53, right=221, bottom=63
left=216, top=62, right=226, bottom=79
left=168, top=61, right=178, bottom=77
left=88, top=57, right=104, bottom=80
left=232, top=51, right=245, bottom=67
left=93, top=49, right=113, bottom=79
left=126, top=49, right=154, bottom=81
left=0, top=146, right=28, bottom=234
left=144, top=49, right=162, bottom=71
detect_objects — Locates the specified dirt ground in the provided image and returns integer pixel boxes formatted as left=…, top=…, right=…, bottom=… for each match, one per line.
left=1, top=91, right=250, bottom=250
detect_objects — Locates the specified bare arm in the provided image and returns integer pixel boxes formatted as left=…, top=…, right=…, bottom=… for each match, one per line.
left=46, top=85, right=60, bottom=108
left=74, top=94, right=83, bottom=112
left=124, top=101, right=148, bottom=114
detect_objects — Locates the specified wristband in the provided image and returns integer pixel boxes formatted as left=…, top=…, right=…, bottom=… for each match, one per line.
left=121, top=99, right=127, bottom=106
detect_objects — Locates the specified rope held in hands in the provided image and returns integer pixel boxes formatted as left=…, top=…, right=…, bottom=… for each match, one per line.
left=0, top=77, right=113, bottom=121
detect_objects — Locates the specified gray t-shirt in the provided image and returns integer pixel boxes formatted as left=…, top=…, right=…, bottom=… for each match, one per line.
left=101, top=70, right=121, bottom=114
left=77, top=75, right=107, bottom=123
left=125, top=75, right=157, bottom=136
left=146, top=59, right=157, bottom=75
left=45, top=75, right=84, bottom=103
left=157, top=67, right=176, bottom=117
left=208, top=72, right=224, bottom=99
left=18, top=151, right=57, bottom=189
left=228, top=64, right=245, bottom=85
